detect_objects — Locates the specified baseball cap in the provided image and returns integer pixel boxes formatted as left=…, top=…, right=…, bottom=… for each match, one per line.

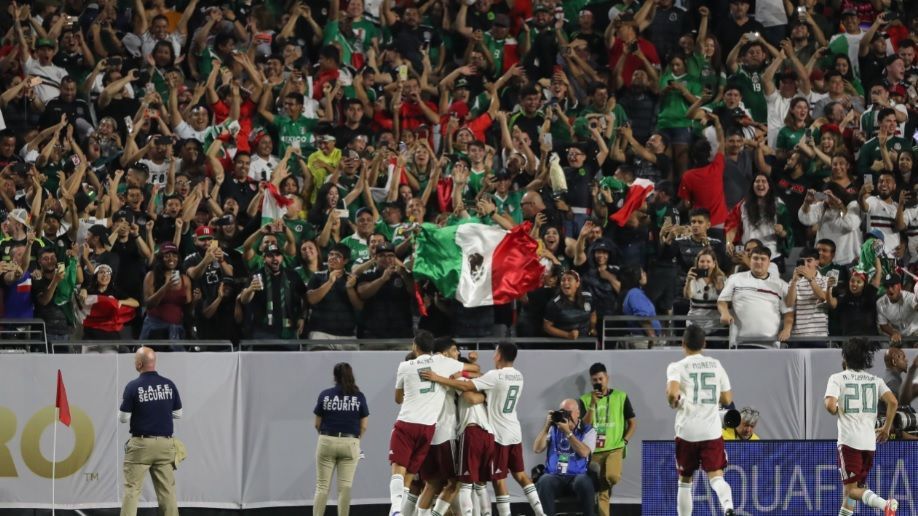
left=195, top=226, right=214, bottom=240
left=493, top=169, right=512, bottom=181
left=840, top=8, right=858, bottom=16
left=867, top=228, right=885, bottom=241
left=355, top=207, right=374, bottom=219
left=112, top=210, right=135, bottom=224
left=375, top=241, right=396, bottom=254
left=317, top=134, right=337, bottom=143
left=36, top=38, right=55, bottom=49
left=883, top=273, right=902, bottom=287
left=158, top=242, right=179, bottom=255
left=264, top=243, right=282, bottom=255
left=533, top=3, right=551, bottom=13
left=7, top=208, right=29, bottom=227
left=455, top=78, right=470, bottom=90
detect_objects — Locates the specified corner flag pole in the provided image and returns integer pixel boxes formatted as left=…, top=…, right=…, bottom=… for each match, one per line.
left=52, top=405, right=57, bottom=516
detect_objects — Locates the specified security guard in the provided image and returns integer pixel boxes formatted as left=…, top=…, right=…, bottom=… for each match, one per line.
left=119, top=347, right=185, bottom=516
left=580, top=362, right=637, bottom=516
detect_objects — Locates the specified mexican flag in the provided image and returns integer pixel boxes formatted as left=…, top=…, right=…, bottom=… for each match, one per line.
left=262, top=182, right=294, bottom=225
left=413, top=221, right=543, bottom=307
left=77, top=295, right=136, bottom=332
left=610, top=178, right=655, bottom=227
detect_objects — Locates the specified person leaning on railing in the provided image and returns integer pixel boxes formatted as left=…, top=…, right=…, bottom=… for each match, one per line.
left=543, top=270, right=596, bottom=340
left=826, top=270, right=879, bottom=337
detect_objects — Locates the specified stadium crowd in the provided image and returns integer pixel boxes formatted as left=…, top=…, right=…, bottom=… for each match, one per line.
left=0, top=0, right=917, bottom=347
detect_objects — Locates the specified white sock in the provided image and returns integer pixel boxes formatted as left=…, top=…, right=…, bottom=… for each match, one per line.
left=459, top=484, right=474, bottom=516
left=710, top=475, right=734, bottom=511
left=677, top=481, right=693, bottom=516
left=523, top=483, right=545, bottom=516
left=432, top=497, right=452, bottom=516
left=417, top=508, right=432, bottom=516
left=495, top=494, right=511, bottom=516
left=838, top=508, right=853, bottom=516
left=403, top=492, right=418, bottom=516
left=861, top=489, right=887, bottom=509
left=389, top=475, right=405, bottom=515
left=474, top=484, right=491, bottom=516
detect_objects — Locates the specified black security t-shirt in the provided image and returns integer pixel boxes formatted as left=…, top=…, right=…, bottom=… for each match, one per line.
left=313, top=386, right=370, bottom=436
left=120, top=371, right=182, bottom=436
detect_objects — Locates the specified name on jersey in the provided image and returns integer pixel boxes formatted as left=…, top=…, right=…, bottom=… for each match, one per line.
left=691, top=361, right=717, bottom=369
left=322, top=395, right=362, bottom=412
left=842, top=373, right=874, bottom=381
left=500, top=373, right=523, bottom=381
left=137, top=384, right=175, bottom=402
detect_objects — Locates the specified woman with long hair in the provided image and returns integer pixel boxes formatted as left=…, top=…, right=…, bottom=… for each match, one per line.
left=688, top=8, right=726, bottom=101
left=775, top=98, right=812, bottom=160
left=618, top=265, right=661, bottom=347
left=79, top=264, right=140, bottom=347
left=313, top=362, right=369, bottom=516
left=726, top=173, right=794, bottom=270
left=683, top=248, right=726, bottom=333
left=799, top=183, right=862, bottom=266
left=140, top=243, right=192, bottom=341
left=542, top=270, right=595, bottom=340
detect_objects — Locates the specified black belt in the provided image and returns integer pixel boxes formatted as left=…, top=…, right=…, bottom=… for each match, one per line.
left=133, top=435, right=172, bottom=438
left=320, top=431, right=358, bottom=438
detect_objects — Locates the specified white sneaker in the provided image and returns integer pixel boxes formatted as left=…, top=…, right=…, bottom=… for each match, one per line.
left=885, top=499, right=898, bottom=516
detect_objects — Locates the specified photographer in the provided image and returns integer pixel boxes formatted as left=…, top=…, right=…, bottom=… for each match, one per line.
left=533, top=399, right=597, bottom=516
left=722, top=407, right=760, bottom=441
left=580, top=364, right=636, bottom=516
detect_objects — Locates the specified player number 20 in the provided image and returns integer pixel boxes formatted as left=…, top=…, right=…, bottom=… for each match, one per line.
left=842, top=383, right=877, bottom=414
left=689, top=372, right=717, bottom=405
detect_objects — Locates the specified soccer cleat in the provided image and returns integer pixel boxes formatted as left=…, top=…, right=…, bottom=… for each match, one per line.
left=885, top=499, right=898, bottom=516
left=725, top=511, right=735, bottom=516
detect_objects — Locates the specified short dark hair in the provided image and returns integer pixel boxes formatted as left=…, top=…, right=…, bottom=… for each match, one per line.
left=688, top=208, right=711, bottom=221
left=816, top=238, right=837, bottom=254
left=285, top=92, right=305, bottom=105
left=496, top=342, right=518, bottom=363
left=799, top=247, right=819, bottom=260
left=589, top=362, right=607, bottom=376
left=683, top=325, right=706, bottom=351
left=877, top=107, right=897, bottom=123
left=433, top=336, right=456, bottom=354
left=749, top=245, right=772, bottom=259
left=413, top=329, right=435, bottom=354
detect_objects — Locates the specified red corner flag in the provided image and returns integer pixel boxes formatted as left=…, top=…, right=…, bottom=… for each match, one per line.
left=56, top=370, right=71, bottom=427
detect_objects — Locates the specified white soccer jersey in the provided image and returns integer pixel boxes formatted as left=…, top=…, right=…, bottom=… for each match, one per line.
left=472, top=367, right=524, bottom=445
left=825, top=370, right=891, bottom=451
left=666, top=354, right=732, bottom=442
left=864, top=196, right=900, bottom=254
left=395, top=354, right=464, bottom=425
left=457, top=378, right=493, bottom=434
left=431, top=388, right=458, bottom=445
left=718, top=270, right=791, bottom=345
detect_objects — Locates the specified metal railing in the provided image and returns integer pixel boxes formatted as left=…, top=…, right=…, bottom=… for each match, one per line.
left=0, top=319, right=48, bottom=353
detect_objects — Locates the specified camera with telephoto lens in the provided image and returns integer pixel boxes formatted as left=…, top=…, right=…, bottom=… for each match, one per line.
left=894, top=411, right=918, bottom=433
left=720, top=408, right=741, bottom=429
left=592, top=382, right=603, bottom=393
left=551, top=409, right=572, bottom=424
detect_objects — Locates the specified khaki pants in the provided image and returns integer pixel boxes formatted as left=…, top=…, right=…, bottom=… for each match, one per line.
left=121, top=436, right=179, bottom=516
left=591, top=448, right=624, bottom=516
left=314, top=435, right=361, bottom=516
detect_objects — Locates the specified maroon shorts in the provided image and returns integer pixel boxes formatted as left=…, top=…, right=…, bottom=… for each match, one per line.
left=492, top=442, right=525, bottom=480
left=389, top=420, right=436, bottom=474
left=457, top=425, right=494, bottom=483
left=420, top=440, right=457, bottom=481
left=837, top=444, right=874, bottom=485
left=675, top=437, right=728, bottom=477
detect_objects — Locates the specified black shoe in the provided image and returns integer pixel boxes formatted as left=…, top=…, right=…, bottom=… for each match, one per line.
left=725, top=510, right=735, bottom=516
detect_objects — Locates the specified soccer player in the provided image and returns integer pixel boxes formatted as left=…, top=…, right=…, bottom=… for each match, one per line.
left=422, top=342, right=546, bottom=516
left=666, top=325, right=736, bottom=516
left=389, top=331, right=479, bottom=516
left=456, top=356, right=495, bottom=516
left=415, top=338, right=468, bottom=516
left=825, top=338, right=899, bottom=516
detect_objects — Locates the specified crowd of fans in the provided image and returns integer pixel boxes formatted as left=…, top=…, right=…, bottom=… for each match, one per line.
left=0, top=0, right=917, bottom=348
